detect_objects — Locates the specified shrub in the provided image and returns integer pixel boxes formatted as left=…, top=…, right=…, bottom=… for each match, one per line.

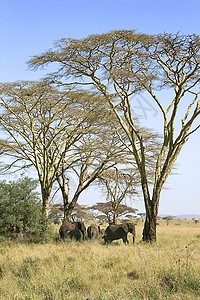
left=0, top=175, right=43, bottom=235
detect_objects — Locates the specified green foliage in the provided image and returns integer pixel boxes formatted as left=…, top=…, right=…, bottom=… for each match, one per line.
left=0, top=175, right=43, bottom=235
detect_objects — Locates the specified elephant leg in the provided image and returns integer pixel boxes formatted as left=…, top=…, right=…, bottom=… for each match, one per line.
left=63, top=230, right=69, bottom=239
left=103, top=236, right=111, bottom=244
left=76, top=234, right=81, bottom=242
left=82, top=231, right=85, bottom=240
left=104, top=237, right=108, bottom=243
left=123, top=234, right=128, bottom=244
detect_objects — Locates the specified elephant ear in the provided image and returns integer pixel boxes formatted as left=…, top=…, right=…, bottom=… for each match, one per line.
left=128, top=223, right=135, bottom=234
left=122, top=223, right=129, bottom=233
left=75, top=222, right=81, bottom=230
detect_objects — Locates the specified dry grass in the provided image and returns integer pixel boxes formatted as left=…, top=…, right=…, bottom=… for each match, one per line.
left=0, top=220, right=199, bottom=299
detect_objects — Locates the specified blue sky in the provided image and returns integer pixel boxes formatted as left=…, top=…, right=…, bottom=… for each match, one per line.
left=0, top=0, right=200, bottom=215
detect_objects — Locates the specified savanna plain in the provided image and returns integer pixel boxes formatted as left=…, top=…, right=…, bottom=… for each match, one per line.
left=0, top=220, right=200, bottom=300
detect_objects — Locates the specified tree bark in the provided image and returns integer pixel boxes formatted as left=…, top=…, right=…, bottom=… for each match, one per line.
left=142, top=210, right=157, bottom=242
left=41, top=187, right=51, bottom=230
left=63, top=198, right=73, bottom=223
left=113, top=210, right=117, bottom=224
left=62, top=193, right=80, bottom=223
left=142, top=187, right=159, bottom=242
left=42, top=199, right=49, bottom=230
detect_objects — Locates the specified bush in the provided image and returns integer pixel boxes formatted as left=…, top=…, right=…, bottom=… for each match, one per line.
left=0, top=175, right=43, bottom=235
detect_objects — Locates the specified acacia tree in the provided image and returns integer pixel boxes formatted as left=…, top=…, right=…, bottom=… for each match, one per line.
left=98, top=167, right=139, bottom=224
left=89, top=201, right=137, bottom=224
left=71, top=203, right=92, bottom=221
left=0, top=81, right=93, bottom=227
left=137, top=213, right=146, bottom=222
left=162, top=215, right=175, bottom=226
left=28, top=30, right=200, bottom=241
left=54, top=114, right=131, bottom=222
left=55, top=108, right=158, bottom=222
left=48, top=203, right=63, bottom=224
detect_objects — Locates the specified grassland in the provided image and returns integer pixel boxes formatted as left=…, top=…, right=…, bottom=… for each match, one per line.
left=0, top=220, right=199, bottom=300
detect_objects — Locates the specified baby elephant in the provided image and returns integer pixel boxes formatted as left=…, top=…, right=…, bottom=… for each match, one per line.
left=69, top=228, right=82, bottom=241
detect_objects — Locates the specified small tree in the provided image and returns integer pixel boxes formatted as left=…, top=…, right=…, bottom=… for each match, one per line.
left=48, top=203, right=63, bottom=224
left=137, top=213, right=146, bottom=222
left=98, top=167, right=139, bottom=224
left=71, top=203, right=91, bottom=221
left=0, top=175, right=42, bottom=235
left=89, top=201, right=137, bottom=224
left=162, top=215, right=175, bottom=225
left=55, top=110, right=130, bottom=222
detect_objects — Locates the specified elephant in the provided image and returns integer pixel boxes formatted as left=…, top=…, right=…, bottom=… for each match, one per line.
left=59, top=221, right=86, bottom=240
left=22, top=231, right=38, bottom=238
left=87, top=224, right=100, bottom=239
left=103, top=222, right=136, bottom=244
left=10, top=232, right=24, bottom=240
left=69, top=228, right=82, bottom=241
left=10, top=231, right=39, bottom=240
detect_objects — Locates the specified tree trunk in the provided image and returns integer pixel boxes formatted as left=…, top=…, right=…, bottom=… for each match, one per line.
left=63, top=193, right=80, bottom=223
left=142, top=190, right=159, bottom=242
left=63, top=199, right=73, bottom=223
left=41, top=187, right=51, bottom=230
left=42, top=200, right=49, bottom=230
left=142, top=212, right=157, bottom=242
left=113, top=211, right=117, bottom=224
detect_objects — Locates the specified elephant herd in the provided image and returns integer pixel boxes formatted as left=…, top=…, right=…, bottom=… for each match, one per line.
left=59, top=222, right=136, bottom=244
left=9, top=222, right=136, bottom=244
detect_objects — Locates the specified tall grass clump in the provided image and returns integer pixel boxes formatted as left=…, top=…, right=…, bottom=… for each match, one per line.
left=158, top=244, right=200, bottom=296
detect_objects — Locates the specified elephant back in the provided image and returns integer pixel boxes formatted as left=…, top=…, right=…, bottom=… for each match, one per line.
left=59, top=223, right=74, bottom=239
left=59, top=222, right=86, bottom=239
left=104, top=224, right=125, bottom=238
left=103, top=223, right=135, bottom=244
